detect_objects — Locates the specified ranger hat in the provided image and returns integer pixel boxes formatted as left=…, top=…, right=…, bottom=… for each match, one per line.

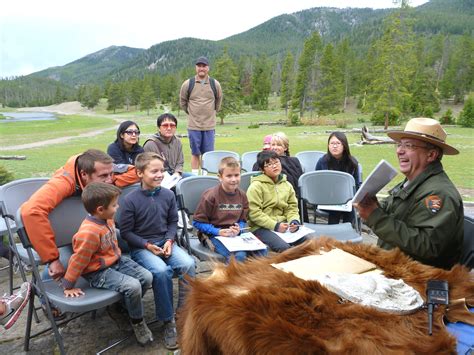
left=387, top=117, right=459, bottom=155
left=195, top=56, right=209, bottom=66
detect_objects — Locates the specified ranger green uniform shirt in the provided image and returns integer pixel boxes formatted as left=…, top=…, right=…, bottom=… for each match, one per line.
left=366, top=160, right=463, bottom=270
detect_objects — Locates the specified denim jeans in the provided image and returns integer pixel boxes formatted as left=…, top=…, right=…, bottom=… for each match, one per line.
left=210, top=237, right=268, bottom=263
left=130, top=242, right=195, bottom=321
left=253, top=228, right=307, bottom=252
left=83, top=256, right=153, bottom=320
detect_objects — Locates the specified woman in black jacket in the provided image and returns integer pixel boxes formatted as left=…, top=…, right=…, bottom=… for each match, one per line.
left=107, top=120, right=144, bottom=165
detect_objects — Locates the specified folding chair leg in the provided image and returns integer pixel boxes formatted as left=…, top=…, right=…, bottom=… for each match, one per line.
left=42, top=296, right=66, bottom=355
left=24, top=286, right=35, bottom=352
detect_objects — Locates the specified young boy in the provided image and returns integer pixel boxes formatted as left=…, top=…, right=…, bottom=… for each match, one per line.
left=118, top=152, right=195, bottom=350
left=247, top=150, right=306, bottom=252
left=193, top=157, right=268, bottom=263
left=62, top=182, right=154, bottom=345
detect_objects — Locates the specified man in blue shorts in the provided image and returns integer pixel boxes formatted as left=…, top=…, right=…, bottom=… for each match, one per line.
left=180, top=56, right=223, bottom=175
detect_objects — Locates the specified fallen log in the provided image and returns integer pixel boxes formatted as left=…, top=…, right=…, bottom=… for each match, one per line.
left=360, top=125, right=395, bottom=145
left=0, top=155, right=26, bottom=160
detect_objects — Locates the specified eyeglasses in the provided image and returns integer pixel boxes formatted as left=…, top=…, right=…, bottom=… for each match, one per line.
left=264, top=160, right=281, bottom=168
left=329, top=142, right=342, bottom=146
left=124, top=130, right=140, bottom=136
left=160, top=123, right=176, bottom=129
left=395, top=142, right=431, bottom=151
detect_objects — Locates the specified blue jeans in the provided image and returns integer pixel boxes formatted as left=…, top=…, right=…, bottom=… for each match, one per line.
left=210, top=237, right=268, bottom=263
left=130, top=242, right=195, bottom=321
left=83, top=256, right=153, bottom=320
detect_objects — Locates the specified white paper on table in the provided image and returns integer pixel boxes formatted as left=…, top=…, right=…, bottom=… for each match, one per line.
left=160, top=171, right=182, bottom=189
left=274, top=225, right=315, bottom=244
left=215, top=232, right=267, bottom=252
left=352, top=159, right=398, bottom=204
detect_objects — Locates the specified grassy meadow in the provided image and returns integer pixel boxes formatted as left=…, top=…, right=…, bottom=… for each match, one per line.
left=1, top=100, right=473, bottom=201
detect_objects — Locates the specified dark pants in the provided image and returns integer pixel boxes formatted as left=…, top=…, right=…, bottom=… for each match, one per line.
left=253, top=228, right=306, bottom=253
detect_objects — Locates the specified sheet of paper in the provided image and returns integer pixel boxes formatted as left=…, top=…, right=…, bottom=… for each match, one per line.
left=318, top=201, right=352, bottom=212
left=352, top=159, right=398, bottom=204
left=215, top=232, right=267, bottom=252
left=274, top=225, right=315, bottom=244
left=160, top=171, right=182, bottom=190
left=272, top=248, right=377, bottom=280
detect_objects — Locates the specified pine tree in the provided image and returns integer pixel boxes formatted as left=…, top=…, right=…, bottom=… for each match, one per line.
left=366, top=2, right=416, bottom=128
left=140, top=84, right=156, bottom=115
left=314, top=43, right=343, bottom=115
left=335, top=38, right=355, bottom=112
left=459, top=95, right=474, bottom=128
left=291, top=32, right=321, bottom=119
left=250, top=55, right=271, bottom=110
left=107, top=83, right=124, bottom=113
left=280, top=51, right=294, bottom=117
left=213, top=49, right=241, bottom=125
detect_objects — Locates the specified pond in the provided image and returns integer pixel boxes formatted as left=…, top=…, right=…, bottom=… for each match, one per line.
left=0, top=112, right=58, bottom=123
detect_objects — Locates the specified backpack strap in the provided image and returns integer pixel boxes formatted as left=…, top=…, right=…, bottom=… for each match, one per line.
left=187, top=76, right=218, bottom=110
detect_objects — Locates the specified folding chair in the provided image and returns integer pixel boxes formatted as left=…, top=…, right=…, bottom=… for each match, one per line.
left=0, top=178, right=49, bottom=297
left=176, top=176, right=225, bottom=262
left=115, top=183, right=141, bottom=253
left=201, top=150, right=240, bottom=175
left=239, top=171, right=260, bottom=192
left=298, top=171, right=362, bottom=243
left=295, top=151, right=325, bottom=173
left=241, top=151, right=260, bottom=172
left=16, top=196, right=123, bottom=355
left=461, top=215, right=474, bottom=270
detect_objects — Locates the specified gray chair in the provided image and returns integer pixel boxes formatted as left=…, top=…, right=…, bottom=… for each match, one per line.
left=16, top=197, right=122, bottom=355
left=298, top=171, right=362, bottom=243
left=295, top=151, right=325, bottom=173
left=239, top=171, right=260, bottom=192
left=461, top=215, right=474, bottom=269
left=241, top=151, right=260, bottom=172
left=0, top=178, right=49, bottom=297
left=357, top=162, right=363, bottom=186
left=201, top=150, right=240, bottom=175
left=176, top=176, right=225, bottom=262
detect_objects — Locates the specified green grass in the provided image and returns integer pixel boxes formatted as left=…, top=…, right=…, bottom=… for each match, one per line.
left=1, top=107, right=473, bottom=201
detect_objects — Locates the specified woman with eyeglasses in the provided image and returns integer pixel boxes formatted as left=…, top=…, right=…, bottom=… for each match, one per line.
left=316, top=131, right=360, bottom=224
left=107, top=120, right=144, bottom=165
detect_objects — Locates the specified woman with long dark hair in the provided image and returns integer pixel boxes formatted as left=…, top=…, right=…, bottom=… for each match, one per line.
left=316, top=131, right=360, bottom=224
left=107, top=120, right=144, bottom=165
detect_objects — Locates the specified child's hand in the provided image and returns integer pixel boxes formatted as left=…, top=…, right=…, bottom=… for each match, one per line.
left=64, top=288, right=84, bottom=298
left=229, top=224, right=240, bottom=236
left=147, top=243, right=164, bottom=256
left=277, top=223, right=289, bottom=233
left=289, top=222, right=299, bottom=233
left=162, top=240, right=173, bottom=257
left=219, top=229, right=234, bottom=237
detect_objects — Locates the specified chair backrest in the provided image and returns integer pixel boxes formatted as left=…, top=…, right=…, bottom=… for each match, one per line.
left=357, top=162, right=363, bottom=185
left=298, top=171, right=356, bottom=205
left=241, top=151, right=260, bottom=172
left=176, top=176, right=219, bottom=215
left=461, top=215, right=474, bottom=269
left=295, top=151, right=325, bottom=173
left=0, top=177, right=50, bottom=216
left=240, top=171, right=260, bottom=192
left=115, top=183, right=141, bottom=227
left=17, top=196, right=87, bottom=248
left=201, top=151, right=240, bottom=174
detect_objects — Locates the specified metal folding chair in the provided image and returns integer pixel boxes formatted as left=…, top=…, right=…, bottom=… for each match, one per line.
left=239, top=171, right=259, bottom=192
left=241, top=151, right=260, bottom=172
left=461, top=215, right=474, bottom=269
left=298, top=171, right=362, bottom=243
left=201, top=151, right=239, bottom=175
left=176, top=176, right=225, bottom=262
left=295, top=151, right=325, bottom=173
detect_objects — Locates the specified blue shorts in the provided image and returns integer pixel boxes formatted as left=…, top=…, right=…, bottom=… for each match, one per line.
left=188, top=129, right=215, bottom=155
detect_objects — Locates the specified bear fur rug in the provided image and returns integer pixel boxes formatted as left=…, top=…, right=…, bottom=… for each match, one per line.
left=178, top=238, right=474, bottom=354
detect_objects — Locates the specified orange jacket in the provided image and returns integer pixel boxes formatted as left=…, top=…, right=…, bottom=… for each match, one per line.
left=21, top=154, right=138, bottom=263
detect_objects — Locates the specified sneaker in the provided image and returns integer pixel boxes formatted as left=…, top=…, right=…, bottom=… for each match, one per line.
left=0, top=282, right=31, bottom=330
left=163, top=319, right=178, bottom=350
left=177, top=212, right=184, bottom=229
left=185, top=213, right=193, bottom=231
left=131, top=319, right=153, bottom=346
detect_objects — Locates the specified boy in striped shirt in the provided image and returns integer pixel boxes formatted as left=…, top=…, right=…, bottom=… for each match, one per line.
left=62, top=182, right=154, bottom=346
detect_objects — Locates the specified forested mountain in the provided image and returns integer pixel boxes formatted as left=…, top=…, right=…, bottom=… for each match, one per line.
left=0, top=0, right=472, bottom=111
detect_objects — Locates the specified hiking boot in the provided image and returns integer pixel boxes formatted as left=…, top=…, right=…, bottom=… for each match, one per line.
left=131, top=319, right=153, bottom=346
left=163, top=319, right=178, bottom=350
left=0, top=282, right=31, bottom=330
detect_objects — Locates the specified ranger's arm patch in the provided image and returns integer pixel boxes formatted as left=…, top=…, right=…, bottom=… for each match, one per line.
left=424, top=195, right=442, bottom=213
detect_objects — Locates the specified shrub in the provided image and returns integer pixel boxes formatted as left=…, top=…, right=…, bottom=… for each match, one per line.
left=439, top=109, right=455, bottom=125
left=458, top=95, right=474, bottom=128
left=370, top=109, right=400, bottom=126
left=289, top=112, right=302, bottom=126
left=248, top=123, right=259, bottom=129
left=336, top=119, right=348, bottom=129
left=0, top=165, right=14, bottom=185
left=422, top=106, right=434, bottom=118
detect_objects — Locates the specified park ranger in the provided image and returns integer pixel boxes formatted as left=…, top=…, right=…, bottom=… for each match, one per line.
left=355, top=117, right=463, bottom=270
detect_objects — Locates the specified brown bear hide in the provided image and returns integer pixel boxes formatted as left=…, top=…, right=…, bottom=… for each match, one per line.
left=178, top=238, right=473, bottom=355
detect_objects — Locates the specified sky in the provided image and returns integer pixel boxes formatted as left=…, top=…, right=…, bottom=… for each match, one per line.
left=0, top=0, right=429, bottom=78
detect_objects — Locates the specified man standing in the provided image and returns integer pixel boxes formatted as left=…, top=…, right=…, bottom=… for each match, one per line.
left=180, top=56, right=222, bottom=175
left=21, top=149, right=139, bottom=280
left=355, top=118, right=463, bottom=270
